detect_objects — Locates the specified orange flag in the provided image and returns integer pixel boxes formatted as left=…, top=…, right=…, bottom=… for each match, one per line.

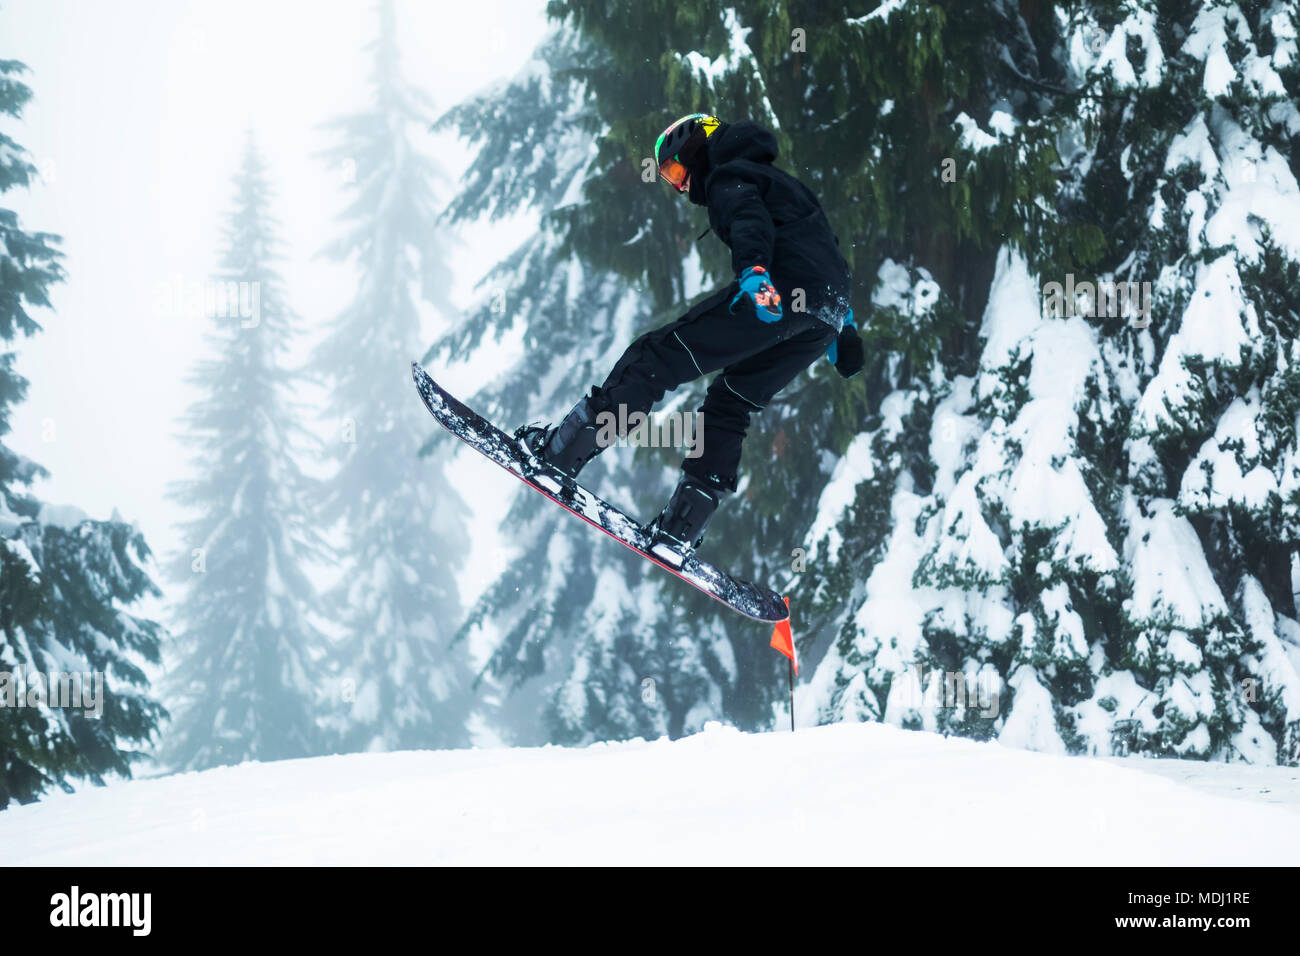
left=769, top=596, right=797, bottom=675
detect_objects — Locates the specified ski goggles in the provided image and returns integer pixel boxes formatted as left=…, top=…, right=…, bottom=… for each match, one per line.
left=658, top=157, right=691, bottom=192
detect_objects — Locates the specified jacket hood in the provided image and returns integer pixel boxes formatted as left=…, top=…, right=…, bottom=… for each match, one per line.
left=686, top=120, right=777, bottom=204
left=707, top=120, right=778, bottom=166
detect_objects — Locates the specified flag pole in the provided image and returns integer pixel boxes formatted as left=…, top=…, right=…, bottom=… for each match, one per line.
left=769, top=595, right=796, bottom=731
left=788, top=657, right=795, bottom=732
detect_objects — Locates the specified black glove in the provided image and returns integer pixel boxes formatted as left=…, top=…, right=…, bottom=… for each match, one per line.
left=826, top=310, right=864, bottom=379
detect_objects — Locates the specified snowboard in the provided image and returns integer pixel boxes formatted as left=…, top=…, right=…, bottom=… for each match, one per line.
left=411, top=362, right=790, bottom=623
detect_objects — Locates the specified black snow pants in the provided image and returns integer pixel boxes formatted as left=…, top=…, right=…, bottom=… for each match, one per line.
left=588, top=284, right=837, bottom=494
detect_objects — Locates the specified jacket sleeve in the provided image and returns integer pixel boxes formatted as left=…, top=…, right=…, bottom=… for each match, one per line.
left=707, top=171, right=775, bottom=276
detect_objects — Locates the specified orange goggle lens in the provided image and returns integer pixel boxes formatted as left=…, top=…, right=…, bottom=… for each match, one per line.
left=658, top=158, right=690, bottom=191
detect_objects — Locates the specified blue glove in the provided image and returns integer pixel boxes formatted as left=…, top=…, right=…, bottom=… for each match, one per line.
left=729, top=265, right=783, bottom=322
left=826, top=309, right=864, bottom=379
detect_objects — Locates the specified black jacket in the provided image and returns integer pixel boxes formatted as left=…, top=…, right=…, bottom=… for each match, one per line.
left=688, top=120, right=852, bottom=330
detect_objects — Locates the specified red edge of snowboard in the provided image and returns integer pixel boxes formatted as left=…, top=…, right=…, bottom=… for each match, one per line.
left=411, top=362, right=789, bottom=625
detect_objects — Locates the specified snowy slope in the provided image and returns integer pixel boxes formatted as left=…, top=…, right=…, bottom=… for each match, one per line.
left=4, top=722, right=1299, bottom=866
left=1107, top=755, right=1300, bottom=810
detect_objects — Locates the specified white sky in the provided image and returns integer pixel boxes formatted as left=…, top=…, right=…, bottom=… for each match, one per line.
left=1, top=0, right=545, bottom=606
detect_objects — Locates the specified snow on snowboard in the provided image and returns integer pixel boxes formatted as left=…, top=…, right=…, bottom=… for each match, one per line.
left=411, top=362, right=790, bottom=623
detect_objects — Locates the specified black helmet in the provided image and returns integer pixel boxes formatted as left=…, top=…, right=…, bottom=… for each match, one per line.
left=654, top=113, right=721, bottom=192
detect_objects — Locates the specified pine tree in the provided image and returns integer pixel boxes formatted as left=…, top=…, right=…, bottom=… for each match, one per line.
left=801, top=0, right=1111, bottom=745
left=809, top=0, right=1300, bottom=765
left=316, top=0, right=473, bottom=752
left=164, top=138, right=329, bottom=771
left=0, top=60, right=166, bottom=806
left=1068, top=0, right=1300, bottom=761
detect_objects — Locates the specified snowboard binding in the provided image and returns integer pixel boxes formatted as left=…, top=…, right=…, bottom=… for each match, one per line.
left=515, top=397, right=604, bottom=498
left=516, top=424, right=575, bottom=500
left=644, top=476, right=720, bottom=568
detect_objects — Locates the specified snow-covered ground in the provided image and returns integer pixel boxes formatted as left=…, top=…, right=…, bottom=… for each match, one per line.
left=1108, top=754, right=1300, bottom=811
left=5, top=722, right=1299, bottom=865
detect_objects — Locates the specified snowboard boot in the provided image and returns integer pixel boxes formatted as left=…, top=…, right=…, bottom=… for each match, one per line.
left=646, top=475, right=721, bottom=567
left=517, top=396, right=605, bottom=484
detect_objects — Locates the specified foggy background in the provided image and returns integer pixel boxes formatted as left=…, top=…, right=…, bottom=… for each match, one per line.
left=2, top=0, right=544, bottom=609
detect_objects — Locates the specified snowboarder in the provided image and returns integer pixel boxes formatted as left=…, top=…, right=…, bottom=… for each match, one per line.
left=518, top=113, right=864, bottom=565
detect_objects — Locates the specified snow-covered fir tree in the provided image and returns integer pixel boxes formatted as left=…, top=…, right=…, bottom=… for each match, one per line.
left=1071, top=0, right=1300, bottom=760
left=315, top=0, right=473, bottom=752
left=808, top=0, right=1300, bottom=765
left=0, top=60, right=167, bottom=805
left=164, top=139, right=330, bottom=771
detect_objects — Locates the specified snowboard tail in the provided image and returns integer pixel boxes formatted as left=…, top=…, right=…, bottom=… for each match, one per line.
left=411, top=362, right=789, bottom=624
